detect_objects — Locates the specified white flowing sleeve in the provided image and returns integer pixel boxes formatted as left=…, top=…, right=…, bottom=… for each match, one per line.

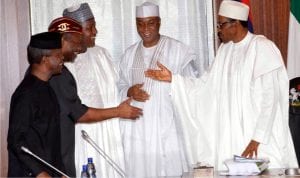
left=252, top=70, right=280, bottom=144
left=251, top=36, right=288, bottom=144
left=180, top=47, right=202, bottom=77
left=170, top=74, right=215, bottom=165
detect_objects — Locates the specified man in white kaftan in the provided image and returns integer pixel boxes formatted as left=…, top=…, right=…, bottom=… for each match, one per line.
left=145, top=0, right=298, bottom=171
left=118, top=2, right=200, bottom=177
left=63, top=3, right=125, bottom=177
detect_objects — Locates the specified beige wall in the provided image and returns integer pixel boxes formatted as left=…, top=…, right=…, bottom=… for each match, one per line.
left=0, top=0, right=30, bottom=176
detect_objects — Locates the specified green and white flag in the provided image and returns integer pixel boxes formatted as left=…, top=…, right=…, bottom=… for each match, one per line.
left=287, top=0, right=300, bottom=79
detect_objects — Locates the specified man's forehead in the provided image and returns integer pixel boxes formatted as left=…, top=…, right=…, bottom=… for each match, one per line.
left=136, top=17, right=159, bottom=22
left=66, top=32, right=82, bottom=37
left=62, top=32, right=82, bottom=43
left=81, top=18, right=96, bottom=26
left=218, top=15, right=229, bottom=22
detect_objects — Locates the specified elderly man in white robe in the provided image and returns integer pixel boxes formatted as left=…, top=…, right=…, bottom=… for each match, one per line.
left=118, top=2, right=200, bottom=177
left=63, top=3, right=125, bottom=178
left=145, top=0, right=298, bottom=171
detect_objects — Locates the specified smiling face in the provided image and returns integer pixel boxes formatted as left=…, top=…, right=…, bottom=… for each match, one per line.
left=62, top=32, right=84, bottom=62
left=136, top=16, right=160, bottom=47
left=81, top=18, right=97, bottom=48
left=45, top=48, right=64, bottom=74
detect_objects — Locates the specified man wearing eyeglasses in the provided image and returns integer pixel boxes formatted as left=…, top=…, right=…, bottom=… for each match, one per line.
left=145, top=0, right=298, bottom=170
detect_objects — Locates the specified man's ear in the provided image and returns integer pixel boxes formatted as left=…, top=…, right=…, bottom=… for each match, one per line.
left=158, top=17, right=161, bottom=28
left=41, top=56, right=49, bottom=64
left=61, top=36, right=67, bottom=44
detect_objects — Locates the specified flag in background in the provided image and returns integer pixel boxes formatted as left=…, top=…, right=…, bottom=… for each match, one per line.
left=233, top=0, right=254, bottom=33
left=287, top=0, right=300, bottom=79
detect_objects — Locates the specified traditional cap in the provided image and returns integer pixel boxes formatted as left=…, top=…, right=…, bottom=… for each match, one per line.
left=63, top=3, right=94, bottom=23
left=218, top=0, right=249, bottom=21
left=29, top=32, right=62, bottom=49
left=136, top=2, right=159, bottom=18
left=48, top=17, right=82, bottom=34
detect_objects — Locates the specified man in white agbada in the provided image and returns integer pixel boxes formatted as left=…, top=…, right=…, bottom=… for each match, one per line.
left=63, top=3, right=125, bottom=177
left=118, top=2, right=200, bottom=177
left=146, top=0, right=298, bottom=170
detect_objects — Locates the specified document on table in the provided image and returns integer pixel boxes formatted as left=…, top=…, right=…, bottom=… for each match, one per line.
left=219, top=155, right=270, bottom=176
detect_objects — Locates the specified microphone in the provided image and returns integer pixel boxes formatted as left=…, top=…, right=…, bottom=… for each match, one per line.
left=81, top=130, right=126, bottom=178
left=21, top=146, right=70, bottom=178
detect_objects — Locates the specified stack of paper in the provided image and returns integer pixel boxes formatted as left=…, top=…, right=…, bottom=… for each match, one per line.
left=219, top=155, right=269, bottom=176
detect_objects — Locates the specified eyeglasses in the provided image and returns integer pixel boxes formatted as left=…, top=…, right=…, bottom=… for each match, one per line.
left=217, top=20, right=235, bottom=29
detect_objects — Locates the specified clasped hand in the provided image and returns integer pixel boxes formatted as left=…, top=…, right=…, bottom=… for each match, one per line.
left=127, top=83, right=150, bottom=102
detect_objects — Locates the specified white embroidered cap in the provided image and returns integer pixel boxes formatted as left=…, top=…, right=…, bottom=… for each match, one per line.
left=218, top=0, right=249, bottom=21
left=136, top=2, right=159, bottom=18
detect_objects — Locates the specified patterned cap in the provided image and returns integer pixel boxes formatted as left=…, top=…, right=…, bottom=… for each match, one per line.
left=48, top=17, right=82, bottom=34
left=63, top=3, right=94, bottom=23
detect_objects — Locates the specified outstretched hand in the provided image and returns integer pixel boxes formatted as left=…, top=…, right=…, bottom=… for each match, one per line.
left=241, top=140, right=260, bottom=158
left=117, top=97, right=142, bottom=119
left=145, top=61, right=172, bottom=82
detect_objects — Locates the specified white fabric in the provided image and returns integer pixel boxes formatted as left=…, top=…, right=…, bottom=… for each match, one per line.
left=118, top=35, right=200, bottom=178
left=65, top=46, right=125, bottom=178
left=171, top=32, right=298, bottom=170
left=29, top=0, right=214, bottom=71
left=136, top=2, right=159, bottom=18
left=0, top=0, right=30, bottom=176
left=287, top=12, right=300, bottom=79
left=218, top=0, right=249, bottom=21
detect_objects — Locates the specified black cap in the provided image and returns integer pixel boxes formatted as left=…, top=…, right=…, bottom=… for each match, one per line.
left=29, top=32, right=62, bottom=49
